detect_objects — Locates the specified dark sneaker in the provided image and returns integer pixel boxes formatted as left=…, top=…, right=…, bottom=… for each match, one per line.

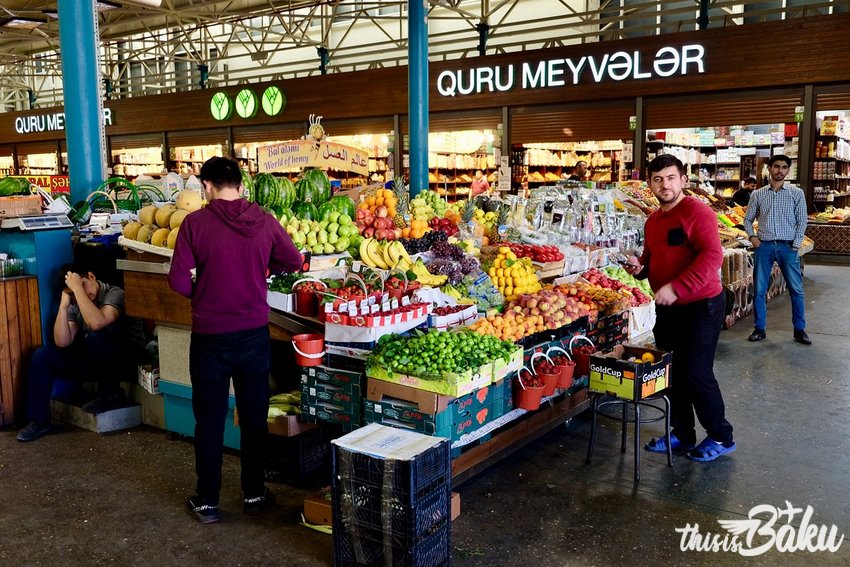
left=81, top=392, right=128, bottom=414
left=186, top=496, right=220, bottom=524
left=16, top=420, right=52, bottom=442
left=244, top=487, right=275, bottom=515
left=748, top=328, right=766, bottom=342
left=794, top=330, right=812, bottom=345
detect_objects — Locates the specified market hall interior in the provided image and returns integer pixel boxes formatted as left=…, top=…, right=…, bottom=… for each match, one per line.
left=1, top=260, right=847, bottom=566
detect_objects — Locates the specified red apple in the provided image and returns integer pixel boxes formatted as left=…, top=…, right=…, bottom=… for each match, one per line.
left=375, top=206, right=389, bottom=218
left=363, top=227, right=375, bottom=238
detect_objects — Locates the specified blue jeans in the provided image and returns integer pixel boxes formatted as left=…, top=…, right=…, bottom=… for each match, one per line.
left=25, top=327, right=130, bottom=423
left=653, top=292, right=733, bottom=445
left=189, top=326, right=271, bottom=505
left=753, top=241, right=805, bottom=332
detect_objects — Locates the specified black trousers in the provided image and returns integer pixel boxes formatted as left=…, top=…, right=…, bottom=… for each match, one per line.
left=189, top=325, right=271, bottom=504
left=653, top=291, right=733, bottom=445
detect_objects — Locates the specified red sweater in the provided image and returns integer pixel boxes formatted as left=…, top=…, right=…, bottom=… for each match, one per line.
left=639, top=196, right=723, bottom=305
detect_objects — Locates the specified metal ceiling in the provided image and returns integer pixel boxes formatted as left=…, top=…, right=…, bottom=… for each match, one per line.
left=0, top=0, right=846, bottom=112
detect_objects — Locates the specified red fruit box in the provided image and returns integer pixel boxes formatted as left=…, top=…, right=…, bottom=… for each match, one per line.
left=348, top=303, right=431, bottom=328
left=427, top=304, right=478, bottom=331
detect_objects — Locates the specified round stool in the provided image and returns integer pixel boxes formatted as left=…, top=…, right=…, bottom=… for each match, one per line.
left=585, top=392, right=672, bottom=481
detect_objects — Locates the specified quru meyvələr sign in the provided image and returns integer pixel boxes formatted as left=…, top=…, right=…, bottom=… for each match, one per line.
left=257, top=140, right=369, bottom=176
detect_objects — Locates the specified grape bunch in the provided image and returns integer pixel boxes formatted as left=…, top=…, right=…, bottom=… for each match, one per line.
left=427, top=255, right=480, bottom=285
left=398, top=230, right=448, bottom=254
left=430, top=241, right=465, bottom=260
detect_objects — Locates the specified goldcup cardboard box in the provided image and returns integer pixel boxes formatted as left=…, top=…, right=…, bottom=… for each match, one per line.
left=588, top=344, right=672, bottom=401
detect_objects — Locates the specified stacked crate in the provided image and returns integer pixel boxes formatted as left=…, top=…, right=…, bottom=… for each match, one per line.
left=300, top=364, right=365, bottom=431
left=332, top=424, right=452, bottom=567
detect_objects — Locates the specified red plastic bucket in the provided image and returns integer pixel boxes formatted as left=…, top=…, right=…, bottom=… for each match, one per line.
left=295, top=289, right=320, bottom=317
left=539, top=370, right=560, bottom=397
left=556, top=361, right=576, bottom=388
left=514, top=383, right=544, bottom=411
left=292, top=333, right=325, bottom=367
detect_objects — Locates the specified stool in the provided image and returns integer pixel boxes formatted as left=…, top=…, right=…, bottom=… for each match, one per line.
left=585, top=392, right=672, bottom=481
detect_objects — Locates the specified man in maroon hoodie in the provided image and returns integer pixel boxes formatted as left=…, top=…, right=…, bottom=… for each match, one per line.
left=625, top=154, right=735, bottom=463
left=168, top=157, right=302, bottom=523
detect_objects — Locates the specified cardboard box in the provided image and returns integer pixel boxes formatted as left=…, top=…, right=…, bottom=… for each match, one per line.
left=363, top=379, right=492, bottom=441
left=451, top=491, right=461, bottom=521
left=300, top=365, right=364, bottom=393
left=366, top=363, right=491, bottom=397
left=234, top=408, right=317, bottom=437
left=267, top=290, right=294, bottom=312
left=588, top=344, right=672, bottom=401
left=628, top=301, right=656, bottom=340
left=303, top=488, right=332, bottom=526
left=0, top=195, right=41, bottom=218
left=137, top=364, right=160, bottom=395
left=301, top=381, right=362, bottom=415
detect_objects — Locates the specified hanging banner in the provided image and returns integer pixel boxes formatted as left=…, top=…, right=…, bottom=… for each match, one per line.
left=11, top=175, right=70, bottom=194
left=257, top=140, right=369, bottom=175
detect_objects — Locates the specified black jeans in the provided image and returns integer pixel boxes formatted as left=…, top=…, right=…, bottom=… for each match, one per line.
left=190, top=326, right=271, bottom=505
left=653, top=291, right=733, bottom=445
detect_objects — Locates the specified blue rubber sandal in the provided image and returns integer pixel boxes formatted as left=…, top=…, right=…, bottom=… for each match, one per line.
left=644, top=434, right=694, bottom=453
left=687, top=438, right=736, bottom=462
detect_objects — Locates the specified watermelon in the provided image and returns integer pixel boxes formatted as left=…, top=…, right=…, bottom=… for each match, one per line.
left=292, top=201, right=319, bottom=221
left=240, top=170, right=254, bottom=201
left=301, top=168, right=331, bottom=205
left=294, top=178, right=321, bottom=205
left=253, top=173, right=280, bottom=208
left=317, top=201, right=337, bottom=221
left=278, top=177, right=296, bottom=209
left=328, top=195, right=356, bottom=219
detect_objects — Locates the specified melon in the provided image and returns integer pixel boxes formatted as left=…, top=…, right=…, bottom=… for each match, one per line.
left=169, top=209, right=189, bottom=229
left=301, top=168, right=331, bottom=205
left=252, top=173, right=280, bottom=208
left=151, top=227, right=171, bottom=248
left=122, top=221, right=142, bottom=240
left=294, top=178, right=321, bottom=205
left=292, top=201, right=319, bottom=221
left=167, top=226, right=180, bottom=249
left=240, top=170, right=254, bottom=200
left=278, top=177, right=296, bottom=209
left=138, top=205, right=158, bottom=226
left=176, top=189, right=203, bottom=213
left=136, top=224, right=155, bottom=243
left=155, top=204, right=178, bottom=228
left=328, top=195, right=356, bottom=219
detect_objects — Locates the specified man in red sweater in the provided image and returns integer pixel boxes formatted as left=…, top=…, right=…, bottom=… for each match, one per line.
left=625, top=154, right=735, bottom=462
left=168, top=157, right=303, bottom=523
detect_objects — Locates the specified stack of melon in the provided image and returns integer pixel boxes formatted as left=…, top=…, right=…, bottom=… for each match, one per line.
left=122, top=189, right=204, bottom=249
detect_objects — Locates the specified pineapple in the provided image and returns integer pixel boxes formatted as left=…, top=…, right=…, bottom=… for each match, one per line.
left=490, top=203, right=509, bottom=244
left=392, top=176, right=409, bottom=228
left=460, top=199, right=476, bottom=225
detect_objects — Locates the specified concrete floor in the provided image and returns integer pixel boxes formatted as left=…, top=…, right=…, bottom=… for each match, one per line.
left=2, top=262, right=849, bottom=566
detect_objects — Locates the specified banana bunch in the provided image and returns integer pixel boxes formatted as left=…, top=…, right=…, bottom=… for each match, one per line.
left=268, top=390, right=301, bottom=418
left=358, top=238, right=413, bottom=270
left=410, top=259, right=449, bottom=287
left=443, top=283, right=476, bottom=304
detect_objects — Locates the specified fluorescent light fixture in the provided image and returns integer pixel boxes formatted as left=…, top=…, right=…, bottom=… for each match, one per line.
left=97, top=1, right=122, bottom=11
left=43, top=10, right=59, bottom=19
left=1, top=17, right=46, bottom=30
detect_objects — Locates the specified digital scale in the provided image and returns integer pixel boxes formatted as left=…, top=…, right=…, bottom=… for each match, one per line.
left=1, top=213, right=74, bottom=231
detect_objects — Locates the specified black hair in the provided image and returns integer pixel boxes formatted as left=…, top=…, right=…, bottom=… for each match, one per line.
left=575, top=160, right=588, bottom=167
left=199, top=156, right=242, bottom=190
left=745, top=176, right=757, bottom=184
left=55, top=262, right=95, bottom=289
left=768, top=154, right=792, bottom=167
left=647, top=154, right=686, bottom=176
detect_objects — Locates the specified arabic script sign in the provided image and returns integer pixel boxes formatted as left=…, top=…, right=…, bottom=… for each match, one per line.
left=257, top=140, right=369, bottom=175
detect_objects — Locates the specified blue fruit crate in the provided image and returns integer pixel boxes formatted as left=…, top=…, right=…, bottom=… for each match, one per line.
left=158, top=380, right=240, bottom=450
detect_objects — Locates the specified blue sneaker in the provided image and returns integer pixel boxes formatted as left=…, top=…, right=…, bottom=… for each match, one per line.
left=644, top=434, right=694, bottom=453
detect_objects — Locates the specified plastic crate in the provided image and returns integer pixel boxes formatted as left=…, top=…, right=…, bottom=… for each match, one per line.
left=333, top=482, right=450, bottom=544
left=265, top=426, right=330, bottom=487
left=332, top=439, right=450, bottom=503
left=333, top=521, right=450, bottom=567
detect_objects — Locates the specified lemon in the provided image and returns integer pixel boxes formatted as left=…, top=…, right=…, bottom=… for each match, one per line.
left=641, top=352, right=656, bottom=363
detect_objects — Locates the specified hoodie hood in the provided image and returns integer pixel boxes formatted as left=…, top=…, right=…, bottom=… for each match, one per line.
left=206, top=199, right=269, bottom=238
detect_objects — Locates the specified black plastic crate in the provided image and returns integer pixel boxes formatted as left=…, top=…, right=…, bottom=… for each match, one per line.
left=331, top=439, right=450, bottom=503
left=333, top=521, right=450, bottom=567
left=333, top=482, right=450, bottom=544
left=265, top=427, right=330, bottom=487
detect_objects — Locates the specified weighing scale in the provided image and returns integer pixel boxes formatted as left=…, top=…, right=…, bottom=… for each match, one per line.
left=1, top=213, right=74, bottom=231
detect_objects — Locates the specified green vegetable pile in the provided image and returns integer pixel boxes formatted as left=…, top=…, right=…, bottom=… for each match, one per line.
left=369, top=329, right=516, bottom=378
left=267, top=273, right=306, bottom=294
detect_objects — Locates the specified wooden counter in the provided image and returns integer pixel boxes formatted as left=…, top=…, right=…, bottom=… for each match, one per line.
left=0, top=276, right=41, bottom=427
left=117, top=254, right=322, bottom=340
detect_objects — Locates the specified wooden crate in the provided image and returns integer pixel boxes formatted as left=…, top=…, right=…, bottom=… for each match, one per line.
left=0, top=276, right=42, bottom=427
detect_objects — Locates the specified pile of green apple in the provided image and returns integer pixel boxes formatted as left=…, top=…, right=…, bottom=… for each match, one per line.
left=283, top=211, right=363, bottom=256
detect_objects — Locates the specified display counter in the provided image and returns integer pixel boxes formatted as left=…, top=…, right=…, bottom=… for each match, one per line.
left=805, top=223, right=850, bottom=254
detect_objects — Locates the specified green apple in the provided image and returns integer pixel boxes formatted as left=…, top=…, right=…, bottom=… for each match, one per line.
left=327, top=222, right=340, bottom=234
left=327, top=232, right=339, bottom=245
left=338, top=214, right=352, bottom=226
left=323, top=243, right=335, bottom=254
left=311, top=244, right=324, bottom=255
left=336, top=237, right=350, bottom=251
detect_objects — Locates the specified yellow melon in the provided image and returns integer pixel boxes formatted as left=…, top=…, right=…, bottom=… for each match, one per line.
left=122, top=221, right=142, bottom=240
left=155, top=204, right=177, bottom=228
left=169, top=209, right=189, bottom=230
left=135, top=224, right=155, bottom=243
left=150, top=227, right=171, bottom=248
left=138, top=205, right=158, bottom=226
left=167, top=226, right=180, bottom=249
left=176, top=189, right=204, bottom=213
